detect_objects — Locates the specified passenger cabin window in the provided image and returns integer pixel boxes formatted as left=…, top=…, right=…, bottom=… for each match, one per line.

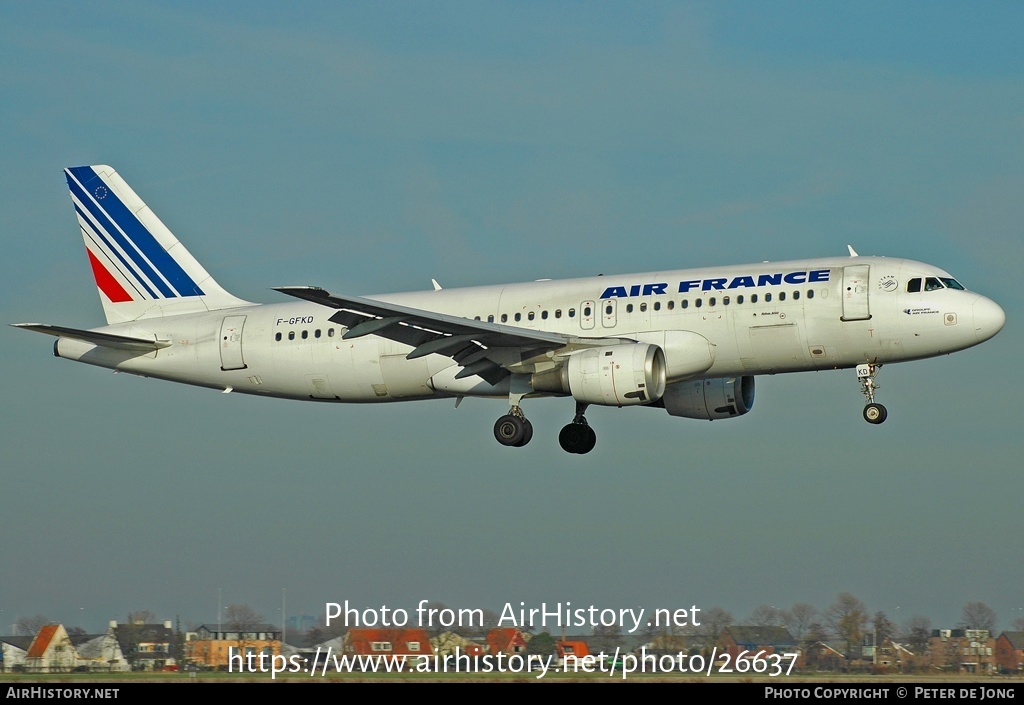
left=528, top=311, right=535, bottom=320
left=583, top=305, right=592, bottom=317
left=275, top=332, right=282, bottom=341
left=488, top=315, right=494, bottom=323
left=568, top=308, right=576, bottom=318
left=555, top=310, right=562, bottom=319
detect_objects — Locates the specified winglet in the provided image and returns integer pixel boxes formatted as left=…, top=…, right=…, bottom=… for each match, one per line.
left=847, top=245, right=859, bottom=257
left=431, top=279, right=442, bottom=291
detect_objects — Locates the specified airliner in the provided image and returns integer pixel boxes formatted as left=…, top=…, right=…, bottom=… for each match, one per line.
left=13, top=165, right=1006, bottom=454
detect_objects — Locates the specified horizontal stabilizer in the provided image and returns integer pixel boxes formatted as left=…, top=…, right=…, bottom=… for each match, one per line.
left=10, top=323, right=171, bottom=352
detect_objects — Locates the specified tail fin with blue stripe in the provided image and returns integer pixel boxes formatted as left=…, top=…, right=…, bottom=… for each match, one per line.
left=65, top=165, right=250, bottom=324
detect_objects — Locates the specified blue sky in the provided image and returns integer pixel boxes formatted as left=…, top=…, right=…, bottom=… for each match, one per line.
left=2, top=2, right=1022, bottom=635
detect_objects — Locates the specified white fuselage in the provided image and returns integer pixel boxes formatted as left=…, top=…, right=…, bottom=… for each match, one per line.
left=53, top=255, right=1005, bottom=405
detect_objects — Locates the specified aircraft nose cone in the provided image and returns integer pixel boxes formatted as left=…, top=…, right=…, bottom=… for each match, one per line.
left=973, top=296, right=1006, bottom=343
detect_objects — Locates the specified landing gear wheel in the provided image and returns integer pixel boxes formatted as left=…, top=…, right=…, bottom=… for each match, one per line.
left=559, top=423, right=597, bottom=454
left=494, top=414, right=531, bottom=447
left=516, top=419, right=534, bottom=447
left=863, top=403, right=887, bottom=424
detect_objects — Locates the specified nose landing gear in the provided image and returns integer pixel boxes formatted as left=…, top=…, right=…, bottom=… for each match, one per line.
left=857, top=363, right=887, bottom=424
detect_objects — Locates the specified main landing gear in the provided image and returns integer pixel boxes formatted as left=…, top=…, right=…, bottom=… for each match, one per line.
left=559, top=402, right=596, bottom=455
left=493, top=406, right=533, bottom=447
left=856, top=363, right=887, bottom=425
left=492, top=399, right=598, bottom=454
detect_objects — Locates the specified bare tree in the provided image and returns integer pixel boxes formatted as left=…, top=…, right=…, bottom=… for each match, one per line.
left=827, top=593, right=868, bottom=657
left=900, top=615, right=931, bottom=656
left=15, top=615, right=50, bottom=637
left=749, top=604, right=784, bottom=627
left=873, top=611, right=895, bottom=645
left=699, top=606, right=733, bottom=652
left=127, top=609, right=157, bottom=625
left=959, top=602, right=996, bottom=632
left=782, top=603, right=818, bottom=643
left=224, top=604, right=266, bottom=661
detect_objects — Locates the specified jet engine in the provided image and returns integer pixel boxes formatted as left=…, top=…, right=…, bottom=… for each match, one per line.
left=533, top=343, right=667, bottom=406
left=659, top=376, right=754, bottom=420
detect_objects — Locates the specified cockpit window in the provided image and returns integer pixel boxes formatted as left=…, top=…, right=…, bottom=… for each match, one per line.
left=940, top=277, right=965, bottom=290
left=924, top=277, right=943, bottom=291
left=907, top=278, right=921, bottom=293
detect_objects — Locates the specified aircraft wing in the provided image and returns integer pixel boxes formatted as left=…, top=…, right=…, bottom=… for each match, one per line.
left=273, top=286, right=569, bottom=384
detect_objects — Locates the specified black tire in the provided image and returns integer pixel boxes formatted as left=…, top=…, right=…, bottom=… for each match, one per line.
left=515, top=419, right=534, bottom=447
left=494, top=414, right=526, bottom=446
left=578, top=425, right=597, bottom=454
left=863, top=403, right=888, bottom=424
left=559, top=422, right=595, bottom=454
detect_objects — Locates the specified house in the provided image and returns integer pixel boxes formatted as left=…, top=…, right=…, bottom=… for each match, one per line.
left=188, top=623, right=281, bottom=669
left=343, top=628, right=431, bottom=669
left=113, top=620, right=177, bottom=671
left=719, top=626, right=800, bottom=664
left=24, top=624, right=77, bottom=673
left=70, top=626, right=129, bottom=672
left=486, top=628, right=528, bottom=655
left=929, top=629, right=996, bottom=674
left=873, top=638, right=917, bottom=672
left=804, top=641, right=847, bottom=671
left=995, top=632, right=1024, bottom=674
left=0, top=636, right=33, bottom=672
left=431, top=630, right=483, bottom=658
left=557, top=640, right=591, bottom=661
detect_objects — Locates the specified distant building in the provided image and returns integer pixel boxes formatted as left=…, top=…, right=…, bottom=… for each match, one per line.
left=344, top=628, right=431, bottom=669
left=929, top=629, right=996, bottom=674
left=995, top=632, right=1024, bottom=674
left=486, top=628, right=528, bottom=655
left=0, top=636, right=33, bottom=672
left=24, top=625, right=77, bottom=673
left=719, top=626, right=799, bottom=661
left=112, top=620, right=177, bottom=671
left=71, top=625, right=129, bottom=672
left=187, top=623, right=281, bottom=669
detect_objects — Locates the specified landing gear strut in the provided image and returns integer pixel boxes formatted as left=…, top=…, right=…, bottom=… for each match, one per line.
left=559, top=402, right=596, bottom=454
left=856, top=363, right=887, bottom=425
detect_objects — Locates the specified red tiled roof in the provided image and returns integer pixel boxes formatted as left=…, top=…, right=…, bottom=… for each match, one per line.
left=27, top=625, right=59, bottom=658
left=347, top=628, right=431, bottom=656
left=486, top=628, right=526, bottom=654
left=557, top=640, right=590, bottom=658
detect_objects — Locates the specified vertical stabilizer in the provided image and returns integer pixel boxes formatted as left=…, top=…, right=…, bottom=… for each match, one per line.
left=65, top=165, right=250, bottom=323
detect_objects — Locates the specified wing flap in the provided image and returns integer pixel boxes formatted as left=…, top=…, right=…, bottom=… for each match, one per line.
left=273, top=286, right=568, bottom=381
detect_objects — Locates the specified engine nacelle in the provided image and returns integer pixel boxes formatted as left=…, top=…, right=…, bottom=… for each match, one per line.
left=535, top=343, right=667, bottom=406
left=660, top=376, right=754, bottom=420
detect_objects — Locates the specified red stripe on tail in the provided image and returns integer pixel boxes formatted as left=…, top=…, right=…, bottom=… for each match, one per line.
left=86, top=249, right=133, bottom=303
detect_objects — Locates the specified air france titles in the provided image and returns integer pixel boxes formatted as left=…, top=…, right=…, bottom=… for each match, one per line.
left=599, top=269, right=831, bottom=299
